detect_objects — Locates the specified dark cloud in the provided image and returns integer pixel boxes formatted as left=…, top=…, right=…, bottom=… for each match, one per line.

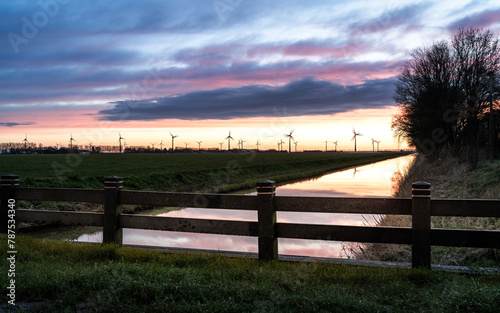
left=0, top=0, right=245, bottom=36
left=447, top=9, right=500, bottom=31
left=348, top=3, right=428, bottom=36
left=0, top=121, right=35, bottom=127
left=1, top=0, right=497, bottom=116
left=98, top=77, right=396, bottom=121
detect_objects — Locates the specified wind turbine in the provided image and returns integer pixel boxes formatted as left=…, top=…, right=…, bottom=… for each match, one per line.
left=118, top=133, right=125, bottom=153
left=284, top=129, right=294, bottom=153
left=294, top=141, right=299, bottom=152
left=23, top=134, right=28, bottom=151
left=219, top=142, right=224, bottom=150
left=351, top=128, right=363, bottom=152
left=332, top=141, right=338, bottom=151
left=256, top=141, right=260, bottom=150
left=376, top=140, right=381, bottom=152
left=240, top=139, right=246, bottom=150
left=352, top=168, right=360, bottom=178
left=225, top=130, right=234, bottom=150
left=169, top=132, right=178, bottom=151
left=279, top=139, right=284, bottom=151
left=69, top=133, right=76, bottom=150
left=325, top=140, right=328, bottom=151
left=184, top=142, right=189, bottom=149
left=197, top=141, right=202, bottom=150
left=55, top=143, right=61, bottom=150
left=159, top=140, right=164, bottom=151
left=371, top=138, right=376, bottom=152
left=151, top=143, right=155, bottom=150
left=89, top=142, right=93, bottom=151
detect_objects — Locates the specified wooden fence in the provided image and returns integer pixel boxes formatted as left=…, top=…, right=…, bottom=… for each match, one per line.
left=1, top=174, right=500, bottom=269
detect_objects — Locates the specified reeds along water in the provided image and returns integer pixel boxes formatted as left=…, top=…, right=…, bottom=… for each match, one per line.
left=346, top=152, right=500, bottom=265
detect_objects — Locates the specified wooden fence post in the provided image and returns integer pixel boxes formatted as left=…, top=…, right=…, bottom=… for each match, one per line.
left=1, top=175, right=19, bottom=234
left=103, top=176, right=123, bottom=245
left=257, top=180, right=277, bottom=261
left=411, top=181, right=431, bottom=269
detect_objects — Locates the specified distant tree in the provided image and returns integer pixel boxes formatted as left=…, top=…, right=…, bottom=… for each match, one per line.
left=452, top=28, right=500, bottom=169
left=392, top=28, right=500, bottom=169
left=392, top=41, right=459, bottom=155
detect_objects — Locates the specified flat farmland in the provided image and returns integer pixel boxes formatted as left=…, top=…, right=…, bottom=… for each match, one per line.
left=0, top=152, right=405, bottom=192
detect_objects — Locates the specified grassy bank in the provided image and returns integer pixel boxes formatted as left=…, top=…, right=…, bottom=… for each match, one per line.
left=352, top=154, right=500, bottom=267
left=2, top=235, right=499, bottom=313
left=0, top=152, right=403, bottom=193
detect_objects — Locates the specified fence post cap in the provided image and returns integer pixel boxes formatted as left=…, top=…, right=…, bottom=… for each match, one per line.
left=256, top=180, right=275, bottom=194
left=412, top=181, right=431, bottom=197
left=104, top=176, right=123, bottom=189
left=2, top=174, right=19, bottom=178
left=1, top=174, right=19, bottom=186
left=1, top=174, right=19, bottom=179
left=257, top=179, right=275, bottom=186
left=412, top=181, right=431, bottom=189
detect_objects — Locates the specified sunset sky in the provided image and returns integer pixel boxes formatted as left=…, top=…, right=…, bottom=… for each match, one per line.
left=1, top=0, right=500, bottom=151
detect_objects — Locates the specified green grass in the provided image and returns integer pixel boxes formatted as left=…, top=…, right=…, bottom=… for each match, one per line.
left=0, top=152, right=404, bottom=192
left=1, top=235, right=499, bottom=313
left=357, top=155, right=500, bottom=267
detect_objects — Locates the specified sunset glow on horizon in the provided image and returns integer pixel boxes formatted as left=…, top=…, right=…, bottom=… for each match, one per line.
left=2, top=0, right=500, bottom=151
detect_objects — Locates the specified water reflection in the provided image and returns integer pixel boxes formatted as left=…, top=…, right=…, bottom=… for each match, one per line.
left=275, top=154, right=415, bottom=198
left=76, top=154, right=415, bottom=258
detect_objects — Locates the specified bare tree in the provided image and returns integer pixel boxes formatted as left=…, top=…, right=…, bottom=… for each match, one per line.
left=392, top=28, right=500, bottom=169
left=393, top=41, right=458, bottom=155
left=452, top=28, right=500, bottom=169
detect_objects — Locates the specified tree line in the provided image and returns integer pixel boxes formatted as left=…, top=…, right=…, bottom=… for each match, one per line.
left=392, top=28, right=500, bottom=169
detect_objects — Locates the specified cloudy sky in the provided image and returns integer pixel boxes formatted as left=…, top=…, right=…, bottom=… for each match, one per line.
left=1, top=0, right=500, bottom=150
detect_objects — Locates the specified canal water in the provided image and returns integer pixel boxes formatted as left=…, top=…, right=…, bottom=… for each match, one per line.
left=75, top=154, right=416, bottom=258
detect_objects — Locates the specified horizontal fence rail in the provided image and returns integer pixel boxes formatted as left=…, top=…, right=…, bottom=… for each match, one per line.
left=1, top=174, right=500, bottom=269
left=15, top=187, right=105, bottom=203
left=275, top=197, right=412, bottom=215
left=16, top=209, right=104, bottom=227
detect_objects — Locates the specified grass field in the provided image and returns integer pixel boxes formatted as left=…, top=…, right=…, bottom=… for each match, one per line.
left=0, top=152, right=404, bottom=192
left=2, top=235, right=499, bottom=313
left=353, top=154, right=500, bottom=267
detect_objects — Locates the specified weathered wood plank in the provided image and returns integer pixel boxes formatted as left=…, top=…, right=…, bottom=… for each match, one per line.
left=257, top=180, right=277, bottom=261
left=432, top=199, right=500, bottom=217
left=120, top=191, right=255, bottom=210
left=16, top=209, right=103, bottom=226
left=431, top=229, right=500, bottom=248
left=276, top=223, right=412, bottom=244
left=411, top=181, right=431, bottom=269
left=103, top=177, right=122, bottom=245
left=119, top=214, right=258, bottom=236
left=15, top=187, right=104, bottom=203
left=274, top=197, right=412, bottom=215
